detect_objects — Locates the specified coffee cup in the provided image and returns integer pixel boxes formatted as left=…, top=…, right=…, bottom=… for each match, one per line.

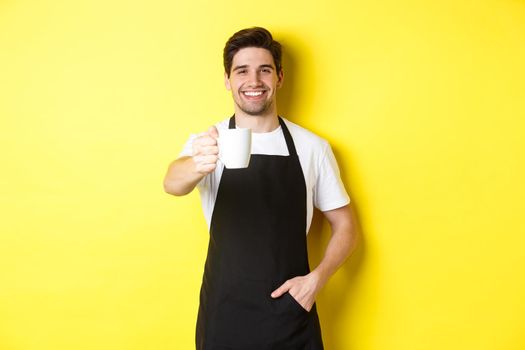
left=217, top=128, right=252, bottom=169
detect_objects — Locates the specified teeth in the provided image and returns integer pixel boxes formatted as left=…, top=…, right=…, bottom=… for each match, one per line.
left=243, top=91, right=263, bottom=96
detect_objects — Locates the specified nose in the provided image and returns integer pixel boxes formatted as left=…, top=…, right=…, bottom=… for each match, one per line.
left=247, top=70, right=263, bottom=87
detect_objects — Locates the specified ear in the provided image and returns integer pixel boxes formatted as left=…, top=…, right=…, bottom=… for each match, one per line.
left=276, top=69, right=284, bottom=89
left=224, top=71, right=231, bottom=91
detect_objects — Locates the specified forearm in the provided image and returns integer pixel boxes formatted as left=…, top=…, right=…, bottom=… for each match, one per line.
left=163, top=156, right=205, bottom=196
left=270, top=205, right=358, bottom=310
left=312, top=206, right=359, bottom=286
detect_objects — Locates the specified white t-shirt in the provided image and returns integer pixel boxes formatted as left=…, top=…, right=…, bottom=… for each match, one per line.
left=179, top=117, right=350, bottom=234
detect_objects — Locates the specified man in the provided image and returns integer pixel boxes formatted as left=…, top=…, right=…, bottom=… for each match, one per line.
left=164, top=27, right=358, bottom=350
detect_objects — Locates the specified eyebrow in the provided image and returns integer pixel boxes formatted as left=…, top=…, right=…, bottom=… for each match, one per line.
left=232, top=64, right=275, bottom=72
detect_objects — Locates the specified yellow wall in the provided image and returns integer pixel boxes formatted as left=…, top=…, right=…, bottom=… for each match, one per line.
left=1, top=0, right=524, bottom=349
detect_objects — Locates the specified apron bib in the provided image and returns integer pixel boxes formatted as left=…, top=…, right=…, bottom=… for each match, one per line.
left=196, top=116, right=324, bottom=350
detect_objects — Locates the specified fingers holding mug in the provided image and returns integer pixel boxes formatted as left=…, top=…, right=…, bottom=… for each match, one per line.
left=193, top=154, right=219, bottom=174
left=192, top=126, right=220, bottom=175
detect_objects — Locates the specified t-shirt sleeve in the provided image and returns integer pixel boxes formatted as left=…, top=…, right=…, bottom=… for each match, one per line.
left=313, top=142, right=351, bottom=211
left=179, top=134, right=197, bottom=158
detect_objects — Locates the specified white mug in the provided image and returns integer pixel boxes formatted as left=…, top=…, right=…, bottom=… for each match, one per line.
left=217, top=128, right=252, bottom=169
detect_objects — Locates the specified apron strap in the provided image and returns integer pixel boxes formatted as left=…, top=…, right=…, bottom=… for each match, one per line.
left=278, top=117, right=298, bottom=157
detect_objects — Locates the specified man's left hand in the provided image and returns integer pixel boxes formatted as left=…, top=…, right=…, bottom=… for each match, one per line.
left=270, top=272, right=325, bottom=312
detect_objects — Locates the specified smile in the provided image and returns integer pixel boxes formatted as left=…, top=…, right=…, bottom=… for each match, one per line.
left=242, top=91, right=265, bottom=97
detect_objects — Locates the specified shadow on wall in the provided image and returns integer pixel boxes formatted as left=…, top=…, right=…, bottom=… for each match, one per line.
left=308, top=168, right=366, bottom=350
left=276, top=35, right=314, bottom=123
left=277, top=34, right=367, bottom=350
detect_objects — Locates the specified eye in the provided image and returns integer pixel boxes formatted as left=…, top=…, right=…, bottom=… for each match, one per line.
left=261, top=68, right=272, bottom=73
left=237, top=69, right=247, bottom=74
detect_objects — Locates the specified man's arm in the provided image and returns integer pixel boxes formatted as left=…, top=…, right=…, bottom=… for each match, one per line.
left=163, top=126, right=219, bottom=196
left=271, top=203, right=359, bottom=311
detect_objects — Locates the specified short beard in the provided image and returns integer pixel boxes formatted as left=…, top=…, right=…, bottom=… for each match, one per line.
left=236, top=100, right=273, bottom=116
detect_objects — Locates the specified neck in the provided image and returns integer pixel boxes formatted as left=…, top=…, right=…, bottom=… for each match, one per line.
left=233, top=109, right=280, bottom=133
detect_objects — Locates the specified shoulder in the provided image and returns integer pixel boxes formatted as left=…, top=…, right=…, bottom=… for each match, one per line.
left=214, top=117, right=231, bottom=131
left=281, top=117, right=330, bottom=154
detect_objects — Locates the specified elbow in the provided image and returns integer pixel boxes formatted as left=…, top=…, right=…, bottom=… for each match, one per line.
left=347, top=222, right=361, bottom=255
left=163, top=181, right=189, bottom=196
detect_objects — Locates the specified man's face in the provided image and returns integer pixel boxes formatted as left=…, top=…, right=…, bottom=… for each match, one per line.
left=225, top=47, right=283, bottom=116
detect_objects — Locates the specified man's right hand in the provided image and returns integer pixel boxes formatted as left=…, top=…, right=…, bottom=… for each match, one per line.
left=163, top=125, right=219, bottom=196
left=192, top=126, right=219, bottom=175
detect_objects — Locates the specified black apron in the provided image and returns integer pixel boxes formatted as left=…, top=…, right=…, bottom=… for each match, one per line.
left=196, top=116, right=324, bottom=350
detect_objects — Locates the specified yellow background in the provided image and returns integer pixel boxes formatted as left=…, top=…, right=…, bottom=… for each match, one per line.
left=1, top=0, right=524, bottom=349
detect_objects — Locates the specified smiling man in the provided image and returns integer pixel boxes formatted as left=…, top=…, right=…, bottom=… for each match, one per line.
left=164, top=27, right=358, bottom=350
left=227, top=47, right=281, bottom=118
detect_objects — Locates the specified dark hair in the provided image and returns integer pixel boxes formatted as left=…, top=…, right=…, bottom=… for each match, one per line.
left=223, top=27, right=282, bottom=77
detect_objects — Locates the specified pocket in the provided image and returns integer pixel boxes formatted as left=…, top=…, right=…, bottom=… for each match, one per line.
left=285, top=292, right=309, bottom=314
